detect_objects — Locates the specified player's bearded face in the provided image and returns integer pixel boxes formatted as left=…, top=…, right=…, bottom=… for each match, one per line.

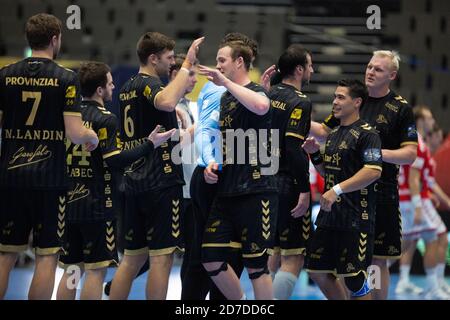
left=301, top=54, right=314, bottom=87
left=102, top=72, right=114, bottom=102
left=156, top=50, right=175, bottom=78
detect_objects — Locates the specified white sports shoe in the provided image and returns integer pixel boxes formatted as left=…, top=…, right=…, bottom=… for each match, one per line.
left=439, top=281, right=450, bottom=295
left=395, top=280, right=424, bottom=295
left=421, top=287, right=449, bottom=300
left=102, top=282, right=110, bottom=300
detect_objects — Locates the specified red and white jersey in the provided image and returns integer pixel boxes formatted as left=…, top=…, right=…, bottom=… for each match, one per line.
left=309, top=160, right=324, bottom=196
left=398, top=134, right=435, bottom=201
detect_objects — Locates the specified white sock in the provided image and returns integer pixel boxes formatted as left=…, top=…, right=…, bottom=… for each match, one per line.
left=399, top=264, right=411, bottom=282
left=436, top=263, right=446, bottom=281
left=425, top=267, right=439, bottom=290
left=273, top=271, right=298, bottom=300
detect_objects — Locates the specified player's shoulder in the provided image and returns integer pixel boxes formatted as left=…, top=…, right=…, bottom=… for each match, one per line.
left=357, top=120, right=379, bottom=137
left=389, top=91, right=412, bottom=110
left=248, top=81, right=268, bottom=95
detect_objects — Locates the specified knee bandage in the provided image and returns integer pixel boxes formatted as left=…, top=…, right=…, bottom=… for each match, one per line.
left=248, top=265, right=270, bottom=280
left=206, top=262, right=228, bottom=277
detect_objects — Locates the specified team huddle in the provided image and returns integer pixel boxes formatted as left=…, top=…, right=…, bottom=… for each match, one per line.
left=0, top=13, right=449, bottom=300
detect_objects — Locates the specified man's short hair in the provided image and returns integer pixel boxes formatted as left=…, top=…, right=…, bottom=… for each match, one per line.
left=79, top=62, right=111, bottom=98
left=25, top=13, right=62, bottom=50
left=337, top=79, right=368, bottom=106
left=277, top=44, right=311, bottom=79
left=136, top=32, right=175, bottom=65
left=372, top=50, right=401, bottom=72
left=413, top=105, right=432, bottom=120
left=220, top=32, right=258, bottom=61
left=219, top=40, right=253, bottom=71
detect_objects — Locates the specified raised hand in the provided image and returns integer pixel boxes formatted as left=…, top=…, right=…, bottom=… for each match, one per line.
left=302, top=137, right=320, bottom=154
left=198, top=65, right=228, bottom=87
left=148, top=125, right=176, bottom=148
left=186, top=37, right=205, bottom=65
left=260, top=64, right=276, bottom=91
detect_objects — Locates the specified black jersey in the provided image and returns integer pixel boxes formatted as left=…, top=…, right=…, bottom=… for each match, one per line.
left=66, top=100, right=121, bottom=222
left=0, top=57, right=81, bottom=189
left=316, top=119, right=382, bottom=233
left=269, top=83, right=311, bottom=192
left=217, top=82, right=276, bottom=196
left=118, top=73, right=183, bottom=194
left=322, top=91, right=417, bottom=203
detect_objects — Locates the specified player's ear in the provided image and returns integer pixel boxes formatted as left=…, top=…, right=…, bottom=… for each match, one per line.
left=389, top=70, right=397, bottom=81
left=50, top=34, right=59, bottom=47
left=148, top=54, right=159, bottom=66
left=96, top=85, right=103, bottom=97
left=236, top=56, right=244, bottom=69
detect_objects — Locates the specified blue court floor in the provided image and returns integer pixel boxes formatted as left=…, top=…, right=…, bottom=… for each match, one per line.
left=5, top=263, right=449, bottom=300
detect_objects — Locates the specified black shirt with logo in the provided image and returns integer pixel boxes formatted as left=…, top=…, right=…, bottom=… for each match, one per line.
left=322, top=91, right=417, bottom=203
left=316, top=119, right=382, bottom=233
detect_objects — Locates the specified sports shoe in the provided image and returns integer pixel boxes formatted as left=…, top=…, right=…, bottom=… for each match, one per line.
left=102, top=281, right=111, bottom=300
left=421, top=287, right=449, bottom=300
left=395, top=280, right=424, bottom=295
left=439, top=281, right=450, bottom=295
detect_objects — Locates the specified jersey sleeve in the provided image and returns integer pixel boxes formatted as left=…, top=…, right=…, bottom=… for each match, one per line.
left=322, top=112, right=340, bottom=130
left=398, top=103, right=418, bottom=147
left=99, top=115, right=122, bottom=159
left=63, top=73, right=82, bottom=116
left=142, top=77, right=164, bottom=107
left=286, top=99, right=312, bottom=142
left=359, top=131, right=383, bottom=171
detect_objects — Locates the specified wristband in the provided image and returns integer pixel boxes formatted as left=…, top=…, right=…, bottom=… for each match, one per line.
left=411, top=195, right=421, bottom=208
left=310, top=150, right=323, bottom=165
left=332, top=184, right=343, bottom=196
left=182, top=60, right=192, bottom=69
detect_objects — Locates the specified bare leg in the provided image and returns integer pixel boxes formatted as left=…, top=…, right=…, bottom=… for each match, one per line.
left=147, top=253, right=174, bottom=300
left=28, top=254, right=58, bottom=300
left=81, top=268, right=107, bottom=300
left=0, top=252, right=19, bottom=299
left=248, top=267, right=274, bottom=300
left=56, top=267, right=84, bottom=300
left=109, top=253, right=147, bottom=300
left=309, top=272, right=347, bottom=300
left=203, top=262, right=243, bottom=299
left=371, top=258, right=390, bottom=300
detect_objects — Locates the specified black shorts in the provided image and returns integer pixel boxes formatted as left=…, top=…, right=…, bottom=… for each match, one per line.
left=202, top=192, right=278, bottom=269
left=373, top=202, right=402, bottom=259
left=0, top=188, right=66, bottom=255
left=123, top=185, right=184, bottom=256
left=59, top=220, right=118, bottom=269
left=306, top=227, right=373, bottom=277
left=274, top=179, right=312, bottom=256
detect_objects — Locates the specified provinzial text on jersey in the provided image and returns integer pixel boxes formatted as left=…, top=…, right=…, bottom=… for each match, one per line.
left=5, top=77, right=60, bottom=87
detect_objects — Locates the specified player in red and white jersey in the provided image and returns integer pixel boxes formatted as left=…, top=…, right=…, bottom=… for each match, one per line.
left=396, top=106, right=449, bottom=299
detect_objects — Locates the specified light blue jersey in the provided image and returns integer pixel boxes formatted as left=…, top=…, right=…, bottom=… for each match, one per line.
left=194, top=82, right=226, bottom=168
